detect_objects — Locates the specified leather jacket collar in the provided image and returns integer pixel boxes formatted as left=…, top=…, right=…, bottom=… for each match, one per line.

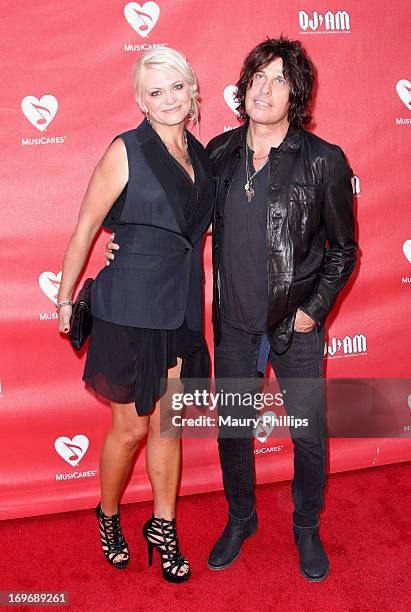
left=227, top=121, right=302, bottom=156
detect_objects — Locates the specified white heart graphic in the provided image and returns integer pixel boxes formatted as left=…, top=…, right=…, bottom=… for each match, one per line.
left=124, top=2, right=160, bottom=38
left=396, top=79, right=411, bottom=111
left=403, top=240, right=411, bottom=263
left=39, top=271, right=62, bottom=304
left=224, top=85, right=239, bottom=116
left=54, top=435, right=89, bottom=466
left=408, top=394, right=411, bottom=410
left=21, top=95, right=58, bottom=132
left=254, top=411, right=276, bottom=443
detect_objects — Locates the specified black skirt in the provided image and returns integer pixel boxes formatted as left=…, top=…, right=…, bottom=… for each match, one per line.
left=83, top=317, right=210, bottom=415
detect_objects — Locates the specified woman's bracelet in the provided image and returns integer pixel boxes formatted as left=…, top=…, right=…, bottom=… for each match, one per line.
left=56, top=299, right=73, bottom=309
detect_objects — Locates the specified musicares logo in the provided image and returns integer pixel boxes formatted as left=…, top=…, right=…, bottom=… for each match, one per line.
left=20, top=95, right=67, bottom=146
left=124, top=2, right=160, bottom=38
left=21, top=95, right=58, bottom=131
left=403, top=240, right=411, bottom=264
left=254, top=410, right=276, bottom=442
left=54, top=435, right=89, bottom=466
left=396, top=80, right=411, bottom=111
left=224, top=85, right=239, bottom=116
left=39, top=271, right=61, bottom=305
left=39, top=271, right=61, bottom=321
left=395, top=79, right=411, bottom=125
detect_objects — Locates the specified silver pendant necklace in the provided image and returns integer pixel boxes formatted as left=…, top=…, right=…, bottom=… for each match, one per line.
left=244, top=144, right=269, bottom=203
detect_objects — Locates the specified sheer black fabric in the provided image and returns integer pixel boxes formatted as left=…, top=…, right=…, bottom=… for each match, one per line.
left=83, top=317, right=209, bottom=415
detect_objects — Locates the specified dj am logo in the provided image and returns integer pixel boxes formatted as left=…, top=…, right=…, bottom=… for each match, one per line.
left=298, top=10, right=350, bottom=34
left=395, top=79, right=411, bottom=125
left=20, top=95, right=67, bottom=146
left=54, top=435, right=89, bottom=467
left=39, top=270, right=61, bottom=320
left=324, top=333, right=367, bottom=359
left=351, top=175, right=360, bottom=196
left=123, top=2, right=167, bottom=51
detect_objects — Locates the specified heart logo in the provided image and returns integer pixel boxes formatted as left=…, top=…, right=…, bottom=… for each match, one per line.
left=396, top=79, right=411, bottom=111
left=124, top=2, right=160, bottom=38
left=223, top=85, right=239, bottom=116
left=39, top=271, right=62, bottom=304
left=408, top=394, right=411, bottom=410
left=254, top=410, right=276, bottom=443
left=21, top=95, right=58, bottom=132
left=403, top=240, right=411, bottom=263
left=54, top=435, right=89, bottom=466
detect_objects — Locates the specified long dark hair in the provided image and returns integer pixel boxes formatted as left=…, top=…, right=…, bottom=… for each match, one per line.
left=235, top=37, right=314, bottom=127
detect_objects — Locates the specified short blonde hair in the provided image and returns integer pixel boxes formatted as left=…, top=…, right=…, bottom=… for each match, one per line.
left=132, top=47, right=200, bottom=121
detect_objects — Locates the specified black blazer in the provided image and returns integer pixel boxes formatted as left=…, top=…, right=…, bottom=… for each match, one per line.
left=91, top=119, right=214, bottom=330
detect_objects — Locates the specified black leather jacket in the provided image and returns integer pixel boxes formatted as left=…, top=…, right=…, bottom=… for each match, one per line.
left=206, top=123, right=357, bottom=353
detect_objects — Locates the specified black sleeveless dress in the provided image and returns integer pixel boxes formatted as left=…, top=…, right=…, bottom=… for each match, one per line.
left=83, top=133, right=210, bottom=415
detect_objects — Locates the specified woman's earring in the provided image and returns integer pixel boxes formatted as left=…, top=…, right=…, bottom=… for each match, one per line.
left=188, top=102, right=195, bottom=119
left=144, top=109, right=152, bottom=126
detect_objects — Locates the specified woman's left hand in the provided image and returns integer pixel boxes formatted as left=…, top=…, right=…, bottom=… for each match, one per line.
left=58, top=304, right=72, bottom=334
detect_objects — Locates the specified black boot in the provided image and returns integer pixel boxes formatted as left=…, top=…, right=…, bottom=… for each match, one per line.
left=293, top=525, right=329, bottom=582
left=208, top=511, right=258, bottom=570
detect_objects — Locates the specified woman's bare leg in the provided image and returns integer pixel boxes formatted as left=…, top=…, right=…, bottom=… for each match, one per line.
left=145, top=359, right=189, bottom=575
left=98, top=401, right=149, bottom=564
left=146, top=359, right=182, bottom=519
left=100, top=402, right=149, bottom=515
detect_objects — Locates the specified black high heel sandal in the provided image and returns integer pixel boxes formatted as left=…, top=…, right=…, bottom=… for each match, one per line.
left=95, top=502, right=130, bottom=569
left=142, top=515, right=191, bottom=583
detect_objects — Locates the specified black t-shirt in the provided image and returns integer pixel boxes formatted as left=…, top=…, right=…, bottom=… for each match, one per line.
left=220, top=147, right=269, bottom=334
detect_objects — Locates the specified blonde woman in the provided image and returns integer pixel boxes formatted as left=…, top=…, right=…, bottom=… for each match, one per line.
left=57, top=48, right=213, bottom=583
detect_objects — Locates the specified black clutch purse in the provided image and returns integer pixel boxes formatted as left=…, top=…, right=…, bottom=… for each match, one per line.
left=69, top=278, right=94, bottom=351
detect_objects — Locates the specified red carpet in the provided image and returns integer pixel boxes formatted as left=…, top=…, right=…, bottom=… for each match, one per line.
left=1, top=462, right=410, bottom=612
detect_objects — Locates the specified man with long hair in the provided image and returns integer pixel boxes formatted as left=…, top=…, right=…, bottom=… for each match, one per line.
left=206, top=37, right=357, bottom=581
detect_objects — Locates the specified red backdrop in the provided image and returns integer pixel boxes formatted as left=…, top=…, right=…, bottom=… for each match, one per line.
left=1, top=0, right=410, bottom=520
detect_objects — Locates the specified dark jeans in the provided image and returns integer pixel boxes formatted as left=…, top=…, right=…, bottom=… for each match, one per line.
left=214, top=319, right=326, bottom=528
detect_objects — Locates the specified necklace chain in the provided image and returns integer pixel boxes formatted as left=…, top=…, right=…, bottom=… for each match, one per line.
left=244, top=145, right=269, bottom=203
left=162, top=131, right=192, bottom=166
